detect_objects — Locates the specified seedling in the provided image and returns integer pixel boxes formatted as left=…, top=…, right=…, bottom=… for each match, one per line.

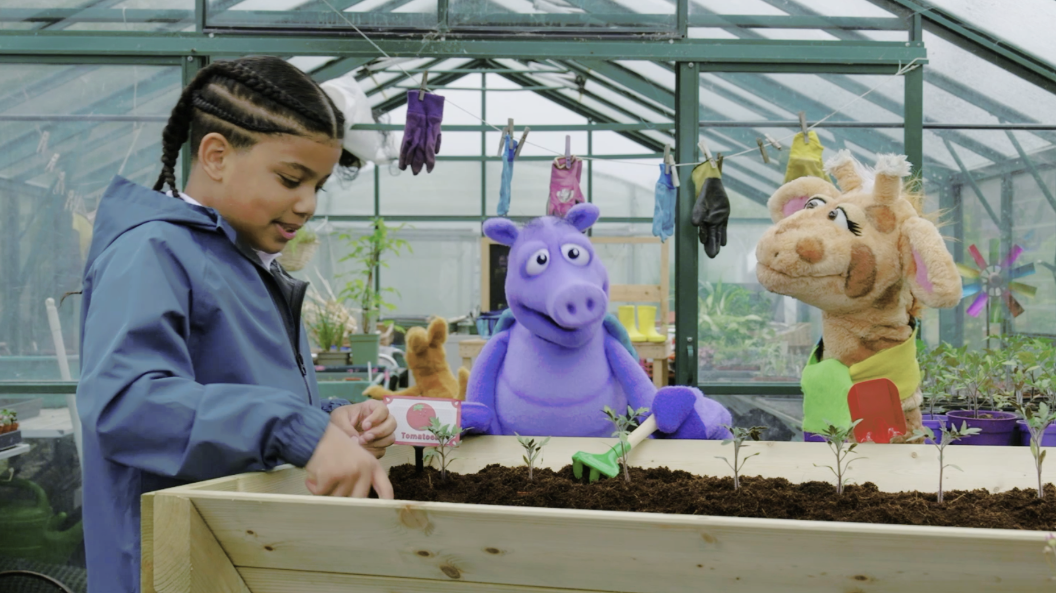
left=716, top=425, right=766, bottom=491
left=910, top=421, right=981, bottom=503
left=1044, top=533, right=1056, bottom=581
left=813, top=420, right=863, bottom=495
left=422, top=416, right=463, bottom=481
left=515, top=433, right=550, bottom=481
left=603, top=405, right=649, bottom=482
left=1019, top=402, right=1056, bottom=499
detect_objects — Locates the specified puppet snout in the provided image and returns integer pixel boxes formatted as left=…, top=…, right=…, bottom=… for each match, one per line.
left=796, top=237, right=825, bottom=264
left=757, top=225, right=836, bottom=278
left=548, top=283, right=607, bottom=329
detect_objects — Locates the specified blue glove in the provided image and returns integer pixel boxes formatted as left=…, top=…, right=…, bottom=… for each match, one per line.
left=653, top=163, right=676, bottom=242
left=497, top=134, right=517, bottom=216
left=460, top=401, right=494, bottom=435
left=651, top=386, right=732, bottom=440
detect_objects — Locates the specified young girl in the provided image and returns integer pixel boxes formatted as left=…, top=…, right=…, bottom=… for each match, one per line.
left=76, top=56, right=396, bottom=593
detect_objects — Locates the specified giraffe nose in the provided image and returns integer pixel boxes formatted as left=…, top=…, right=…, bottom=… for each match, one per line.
left=796, top=238, right=824, bottom=264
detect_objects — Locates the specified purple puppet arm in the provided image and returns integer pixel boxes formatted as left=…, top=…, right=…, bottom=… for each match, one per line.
left=603, top=333, right=732, bottom=440
left=462, top=330, right=511, bottom=435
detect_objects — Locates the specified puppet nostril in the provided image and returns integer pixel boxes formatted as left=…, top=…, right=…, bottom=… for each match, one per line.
left=586, top=298, right=595, bottom=311
left=567, top=304, right=576, bottom=315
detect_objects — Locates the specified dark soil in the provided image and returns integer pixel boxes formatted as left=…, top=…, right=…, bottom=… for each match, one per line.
left=390, top=464, right=1056, bottom=531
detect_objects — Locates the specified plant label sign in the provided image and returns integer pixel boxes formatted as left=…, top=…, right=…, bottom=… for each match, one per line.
left=384, top=396, right=462, bottom=447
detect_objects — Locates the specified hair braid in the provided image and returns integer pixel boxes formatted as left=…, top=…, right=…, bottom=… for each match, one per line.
left=153, top=63, right=223, bottom=195
left=214, top=61, right=331, bottom=129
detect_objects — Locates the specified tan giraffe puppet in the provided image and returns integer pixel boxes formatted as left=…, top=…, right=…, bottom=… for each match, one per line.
left=363, top=317, right=469, bottom=401
left=755, top=151, right=962, bottom=442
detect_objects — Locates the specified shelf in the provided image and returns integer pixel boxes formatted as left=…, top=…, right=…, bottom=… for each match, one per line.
left=19, top=407, right=74, bottom=439
left=0, top=443, right=30, bottom=461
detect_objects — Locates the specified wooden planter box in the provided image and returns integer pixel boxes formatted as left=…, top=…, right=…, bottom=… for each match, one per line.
left=143, top=437, right=1055, bottom=593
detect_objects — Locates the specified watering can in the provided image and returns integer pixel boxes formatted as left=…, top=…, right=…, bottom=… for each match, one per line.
left=0, top=479, right=83, bottom=565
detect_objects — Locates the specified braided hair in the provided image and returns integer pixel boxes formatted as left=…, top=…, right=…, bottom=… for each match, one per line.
left=154, top=56, right=358, bottom=196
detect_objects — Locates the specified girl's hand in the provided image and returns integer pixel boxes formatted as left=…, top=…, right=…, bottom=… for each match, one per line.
left=305, top=424, right=394, bottom=498
left=330, top=400, right=397, bottom=459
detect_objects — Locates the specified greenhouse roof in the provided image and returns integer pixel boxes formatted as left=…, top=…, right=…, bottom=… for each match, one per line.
left=0, top=0, right=1054, bottom=209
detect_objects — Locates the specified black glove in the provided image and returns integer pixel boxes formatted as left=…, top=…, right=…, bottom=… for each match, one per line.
left=690, top=157, right=730, bottom=259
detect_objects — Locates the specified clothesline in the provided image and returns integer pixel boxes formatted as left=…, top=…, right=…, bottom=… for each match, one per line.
left=317, top=0, right=921, bottom=170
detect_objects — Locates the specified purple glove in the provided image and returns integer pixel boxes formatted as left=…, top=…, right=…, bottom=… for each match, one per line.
left=399, top=90, right=426, bottom=175
left=422, top=92, right=445, bottom=173
left=651, top=386, right=733, bottom=440
left=460, top=401, right=493, bottom=435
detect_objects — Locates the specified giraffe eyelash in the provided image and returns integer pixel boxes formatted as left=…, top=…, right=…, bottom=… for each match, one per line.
left=846, top=217, right=862, bottom=236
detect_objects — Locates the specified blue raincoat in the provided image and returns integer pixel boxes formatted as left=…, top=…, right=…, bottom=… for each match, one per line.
left=77, top=177, right=348, bottom=592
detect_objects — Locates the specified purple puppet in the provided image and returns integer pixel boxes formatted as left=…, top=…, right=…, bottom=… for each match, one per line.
left=461, top=203, right=733, bottom=440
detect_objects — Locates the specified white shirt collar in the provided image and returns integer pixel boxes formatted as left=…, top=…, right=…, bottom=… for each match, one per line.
left=168, top=190, right=281, bottom=269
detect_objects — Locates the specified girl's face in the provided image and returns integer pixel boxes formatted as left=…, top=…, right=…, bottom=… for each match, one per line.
left=197, top=132, right=342, bottom=254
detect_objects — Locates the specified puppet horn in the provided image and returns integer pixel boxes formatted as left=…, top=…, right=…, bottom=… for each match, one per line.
left=872, top=154, right=912, bottom=204
left=823, top=149, right=863, bottom=193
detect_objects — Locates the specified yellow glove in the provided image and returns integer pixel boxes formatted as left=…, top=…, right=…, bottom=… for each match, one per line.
left=784, top=131, right=832, bottom=184
left=72, top=211, right=93, bottom=261
left=691, top=155, right=723, bottom=197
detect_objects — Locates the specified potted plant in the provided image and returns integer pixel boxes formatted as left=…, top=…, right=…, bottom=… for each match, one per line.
left=946, top=348, right=1019, bottom=446
left=304, top=298, right=354, bottom=367
left=917, top=341, right=960, bottom=443
left=338, top=218, right=412, bottom=366
left=0, top=409, right=16, bottom=434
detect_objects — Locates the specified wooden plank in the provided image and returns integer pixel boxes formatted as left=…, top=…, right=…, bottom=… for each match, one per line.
left=659, top=239, right=669, bottom=326
left=480, top=236, right=491, bottom=314
left=141, top=493, right=156, bottom=593
left=185, top=488, right=1052, bottom=593
left=153, top=494, right=252, bottom=593
left=170, top=465, right=309, bottom=496
left=239, top=567, right=614, bottom=593
left=608, top=284, right=661, bottom=303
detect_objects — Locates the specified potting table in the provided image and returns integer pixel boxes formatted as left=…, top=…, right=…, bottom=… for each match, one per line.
left=18, top=408, right=74, bottom=439
left=143, top=437, right=1056, bottom=593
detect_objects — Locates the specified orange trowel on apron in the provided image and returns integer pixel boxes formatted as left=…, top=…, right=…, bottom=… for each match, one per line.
left=847, top=378, right=906, bottom=443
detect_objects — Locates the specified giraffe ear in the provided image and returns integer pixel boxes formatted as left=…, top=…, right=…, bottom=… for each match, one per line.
left=768, top=177, right=840, bottom=223
left=901, top=217, right=962, bottom=309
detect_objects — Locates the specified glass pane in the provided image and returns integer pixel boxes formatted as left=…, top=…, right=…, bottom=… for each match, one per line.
left=206, top=0, right=436, bottom=29
left=380, top=157, right=481, bottom=216
left=0, top=0, right=195, bottom=32
left=923, top=33, right=1056, bottom=125
left=449, top=0, right=675, bottom=34
left=688, top=0, right=903, bottom=41
left=1, top=63, right=181, bottom=380
left=927, top=0, right=1056, bottom=68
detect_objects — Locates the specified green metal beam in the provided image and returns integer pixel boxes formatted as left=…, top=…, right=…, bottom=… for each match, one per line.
left=943, top=137, right=1000, bottom=227
left=573, top=60, right=675, bottom=114
left=310, top=57, right=374, bottom=82
left=0, top=32, right=928, bottom=63
left=674, top=62, right=699, bottom=387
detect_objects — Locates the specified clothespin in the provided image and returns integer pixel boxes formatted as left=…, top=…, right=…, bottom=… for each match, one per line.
left=798, top=111, right=809, bottom=144
left=54, top=171, right=65, bottom=195
left=764, top=133, right=783, bottom=151
left=497, top=118, right=513, bottom=157
left=663, top=144, right=671, bottom=174
left=37, top=131, right=49, bottom=154
left=418, top=70, right=429, bottom=101
left=45, top=153, right=59, bottom=173
left=563, top=135, right=572, bottom=167
left=515, top=126, right=529, bottom=159
left=756, top=138, right=770, bottom=164
left=698, top=139, right=715, bottom=167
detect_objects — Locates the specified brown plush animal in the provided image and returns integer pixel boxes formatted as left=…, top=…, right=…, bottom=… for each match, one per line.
left=755, top=151, right=962, bottom=442
left=363, top=316, right=469, bottom=401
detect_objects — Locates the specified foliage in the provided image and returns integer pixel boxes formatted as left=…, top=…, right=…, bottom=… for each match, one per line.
left=303, top=298, right=353, bottom=351
left=697, top=281, right=774, bottom=351
left=812, top=420, right=863, bottom=495
left=910, top=421, right=981, bottom=503
left=515, top=433, right=550, bottom=482
left=602, top=405, right=650, bottom=483
left=338, top=218, right=412, bottom=334
left=716, top=425, right=767, bottom=491
left=422, top=417, right=463, bottom=481
left=0, top=409, right=15, bottom=426
left=1019, top=402, right=1056, bottom=499
left=1002, top=335, right=1055, bottom=407
left=917, top=342, right=962, bottom=416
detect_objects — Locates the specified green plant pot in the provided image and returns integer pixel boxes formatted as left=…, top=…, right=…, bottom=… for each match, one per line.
left=348, top=333, right=380, bottom=367
left=316, top=350, right=349, bottom=367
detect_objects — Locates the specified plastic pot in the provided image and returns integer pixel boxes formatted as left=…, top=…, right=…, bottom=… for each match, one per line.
left=945, top=410, right=1018, bottom=446
left=921, top=414, right=947, bottom=444
left=1016, top=420, right=1056, bottom=447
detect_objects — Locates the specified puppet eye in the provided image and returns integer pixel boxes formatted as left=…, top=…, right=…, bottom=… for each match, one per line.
left=561, top=243, right=590, bottom=266
left=526, top=249, right=550, bottom=276
left=804, top=197, right=827, bottom=209
left=828, top=207, right=862, bottom=236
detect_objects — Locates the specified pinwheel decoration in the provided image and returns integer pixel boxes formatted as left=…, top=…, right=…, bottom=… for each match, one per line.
left=958, top=238, right=1036, bottom=326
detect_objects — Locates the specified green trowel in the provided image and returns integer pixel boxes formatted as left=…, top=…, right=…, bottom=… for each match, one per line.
left=572, top=415, right=658, bottom=482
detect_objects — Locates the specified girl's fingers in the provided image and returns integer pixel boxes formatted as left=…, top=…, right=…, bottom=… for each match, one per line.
left=351, top=474, right=372, bottom=498
left=373, top=464, right=395, bottom=499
